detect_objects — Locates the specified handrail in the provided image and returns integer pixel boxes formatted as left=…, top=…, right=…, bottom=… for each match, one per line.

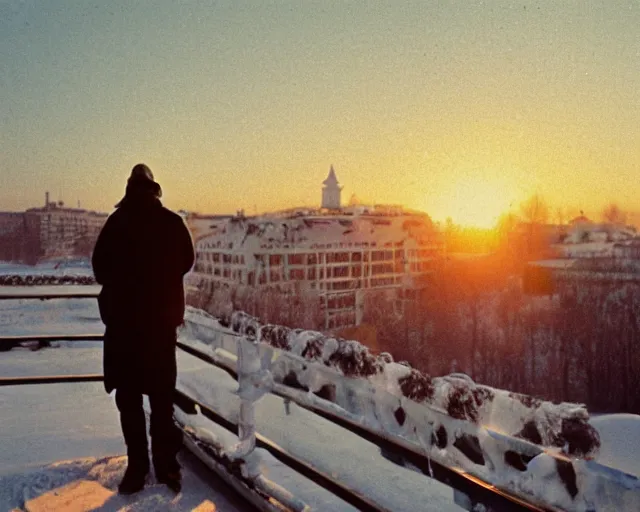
left=0, top=374, right=104, bottom=386
left=0, top=290, right=100, bottom=300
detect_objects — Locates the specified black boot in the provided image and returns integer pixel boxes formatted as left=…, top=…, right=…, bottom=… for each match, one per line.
left=118, top=461, right=149, bottom=494
left=157, top=469, right=182, bottom=493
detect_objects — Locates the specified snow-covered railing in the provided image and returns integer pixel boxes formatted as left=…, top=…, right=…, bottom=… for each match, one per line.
left=181, top=307, right=640, bottom=512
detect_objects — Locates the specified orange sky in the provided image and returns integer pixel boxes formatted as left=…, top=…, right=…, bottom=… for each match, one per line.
left=2, top=2, right=639, bottom=227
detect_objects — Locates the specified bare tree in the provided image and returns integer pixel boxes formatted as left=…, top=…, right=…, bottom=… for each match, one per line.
left=520, top=194, right=549, bottom=225
left=602, top=202, right=627, bottom=225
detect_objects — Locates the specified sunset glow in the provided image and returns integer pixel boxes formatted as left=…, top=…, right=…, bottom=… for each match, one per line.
left=445, top=177, right=516, bottom=229
left=1, top=2, right=638, bottom=224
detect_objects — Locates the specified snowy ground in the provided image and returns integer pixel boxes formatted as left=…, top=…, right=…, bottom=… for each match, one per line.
left=589, top=414, right=640, bottom=479
left=1, top=452, right=249, bottom=511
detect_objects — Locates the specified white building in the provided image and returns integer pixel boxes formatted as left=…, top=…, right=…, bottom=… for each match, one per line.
left=188, top=172, right=443, bottom=330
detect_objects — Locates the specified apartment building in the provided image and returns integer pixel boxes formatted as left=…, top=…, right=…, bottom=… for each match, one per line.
left=0, top=193, right=107, bottom=263
left=189, top=209, right=443, bottom=329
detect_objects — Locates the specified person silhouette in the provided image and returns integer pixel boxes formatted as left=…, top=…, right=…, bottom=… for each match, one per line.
left=92, top=164, right=194, bottom=494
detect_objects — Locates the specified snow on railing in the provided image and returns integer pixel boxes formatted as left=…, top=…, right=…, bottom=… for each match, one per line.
left=180, top=306, right=640, bottom=512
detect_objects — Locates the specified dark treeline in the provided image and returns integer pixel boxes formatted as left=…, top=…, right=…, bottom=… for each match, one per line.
left=363, top=256, right=640, bottom=415
left=187, top=282, right=324, bottom=332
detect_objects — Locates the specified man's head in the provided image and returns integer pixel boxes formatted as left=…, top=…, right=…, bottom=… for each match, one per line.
left=129, top=163, right=155, bottom=184
left=115, top=163, right=162, bottom=207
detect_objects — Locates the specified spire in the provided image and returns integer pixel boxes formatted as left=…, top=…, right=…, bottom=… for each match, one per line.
left=323, top=165, right=339, bottom=186
left=321, top=165, right=343, bottom=209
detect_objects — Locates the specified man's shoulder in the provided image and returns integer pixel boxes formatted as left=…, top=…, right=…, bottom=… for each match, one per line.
left=103, top=208, right=124, bottom=226
left=158, top=207, right=190, bottom=234
left=159, top=206, right=186, bottom=224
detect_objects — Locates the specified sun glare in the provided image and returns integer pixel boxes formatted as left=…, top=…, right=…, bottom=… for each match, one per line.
left=444, top=177, right=515, bottom=229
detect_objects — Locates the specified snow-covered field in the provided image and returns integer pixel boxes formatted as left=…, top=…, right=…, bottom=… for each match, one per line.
left=2, top=290, right=640, bottom=510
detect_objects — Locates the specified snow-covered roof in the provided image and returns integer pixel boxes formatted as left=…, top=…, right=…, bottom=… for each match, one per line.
left=193, top=212, right=440, bottom=254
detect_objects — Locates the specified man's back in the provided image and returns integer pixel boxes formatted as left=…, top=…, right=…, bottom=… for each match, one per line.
left=92, top=193, right=194, bottom=330
left=91, top=164, right=194, bottom=494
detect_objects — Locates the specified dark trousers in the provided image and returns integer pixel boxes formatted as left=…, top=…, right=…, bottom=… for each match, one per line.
left=115, top=386, right=182, bottom=475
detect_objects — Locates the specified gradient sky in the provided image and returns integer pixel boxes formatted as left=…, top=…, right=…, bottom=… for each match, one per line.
left=1, top=1, right=639, bottom=226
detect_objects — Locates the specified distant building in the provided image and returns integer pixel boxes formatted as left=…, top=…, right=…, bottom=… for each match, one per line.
left=0, top=212, right=25, bottom=262
left=525, top=222, right=640, bottom=294
left=189, top=171, right=444, bottom=330
left=0, top=193, right=107, bottom=264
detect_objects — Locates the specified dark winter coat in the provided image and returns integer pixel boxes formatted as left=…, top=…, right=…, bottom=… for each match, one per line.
left=92, top=194, right=194, bottom=393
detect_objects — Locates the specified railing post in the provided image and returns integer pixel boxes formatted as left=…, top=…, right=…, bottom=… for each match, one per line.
left=228, top=334, right=273, bottom=479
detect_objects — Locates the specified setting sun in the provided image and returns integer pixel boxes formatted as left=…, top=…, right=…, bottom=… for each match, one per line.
left=439, top=175, right=517, bottom=229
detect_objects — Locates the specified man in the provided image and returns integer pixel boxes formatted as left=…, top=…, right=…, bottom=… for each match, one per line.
left=92, top=164, right=195, bottom=494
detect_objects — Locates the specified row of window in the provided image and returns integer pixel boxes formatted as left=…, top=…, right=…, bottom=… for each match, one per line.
left=196, top=261, right=404, bottom=282
left=197, top=247, right=438, bottom=268
left=199, top=252, right=246, bottom=265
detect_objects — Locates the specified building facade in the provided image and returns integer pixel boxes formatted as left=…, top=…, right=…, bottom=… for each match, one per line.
left=188, top=170, right=444, bottom=330
left=0, top=194, right=107, bottom=263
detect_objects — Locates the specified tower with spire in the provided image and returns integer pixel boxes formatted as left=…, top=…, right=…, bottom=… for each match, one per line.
left=321, top=165, right=342, bottom=209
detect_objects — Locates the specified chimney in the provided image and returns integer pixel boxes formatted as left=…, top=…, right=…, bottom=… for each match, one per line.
left=45, top=191, right=50, bottom=207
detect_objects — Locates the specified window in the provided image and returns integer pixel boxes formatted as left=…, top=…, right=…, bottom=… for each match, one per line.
left=351, top=252, right=362, bottom=262
left=333, top=266, right=349, bottom=278
left=269, top=254, right=282, bottom=266
left=308, top=267, right=316, bottom=280
left=290, top=268, right=305, bottom=280
left=372, top=263, right=394, bottom=275
left=327, top=252, right=349, bottom=263
left=331, top=280, right=350, bottom=290
left=288, top=253, right=305, bottom=265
